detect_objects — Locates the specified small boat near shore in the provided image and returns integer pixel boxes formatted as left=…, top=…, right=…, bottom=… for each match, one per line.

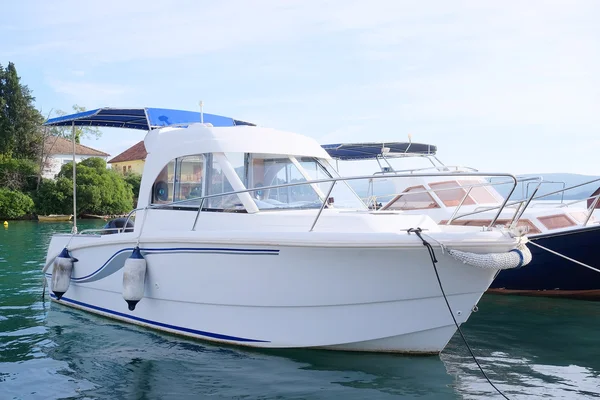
left=38, top=214, right=73, bottom=222
left=40, top=107, right=531, bottom=354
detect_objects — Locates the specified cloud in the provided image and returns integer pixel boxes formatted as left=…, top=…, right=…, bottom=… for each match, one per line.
left=3, top=0, right=599, bottom=175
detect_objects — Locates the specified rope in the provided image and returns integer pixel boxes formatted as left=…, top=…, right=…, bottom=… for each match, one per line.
left=41, top=275, right=46, bottom=301
left=407, top=227, right=510, bottom=400
left=135, top=208, right=149, bottom=247
left=528, top=241, right=600, bottom=274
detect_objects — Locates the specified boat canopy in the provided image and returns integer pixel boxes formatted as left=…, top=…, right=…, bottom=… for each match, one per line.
left=322, top=142, right=437, bottom=160
left=43, top=107, right=255, bottom=130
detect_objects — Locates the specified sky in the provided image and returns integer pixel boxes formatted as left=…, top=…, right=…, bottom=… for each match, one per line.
left=1, top=0, right=599, bottom=176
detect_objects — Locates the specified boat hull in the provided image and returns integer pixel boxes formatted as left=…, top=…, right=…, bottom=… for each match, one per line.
left=45, top=237, right=497, bottom=354
left=489, top=225, right=600, bottom=300
left=38, top=215, right=73, bottom=222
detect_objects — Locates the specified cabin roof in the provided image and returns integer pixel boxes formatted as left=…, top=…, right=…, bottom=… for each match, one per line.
left=322, top=142, right=437, bottom=160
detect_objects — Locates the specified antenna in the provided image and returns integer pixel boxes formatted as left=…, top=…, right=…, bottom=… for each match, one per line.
left=405, top=133, right=413, bottom=154
left=199, top=101, right=204, bottom=123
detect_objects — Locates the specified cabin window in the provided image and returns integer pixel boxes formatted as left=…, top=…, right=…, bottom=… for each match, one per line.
left=174, top=155, right=205, bottom=204
left=458, top=179, right=501, bottom=204
left=429, top=181, right=476, bottom=207
left=152, top=160, right=176, bottom=204
left=569, top=211, right=594, bottom=224
left=538, top=214, right=576, bottom=230
left=248, top=156, right=322, bottom=209
left=205, top=154, right=243, bottom=210
left=150, top=153, right=366, bottom=212
left=383, top=185, right=440, bottom=210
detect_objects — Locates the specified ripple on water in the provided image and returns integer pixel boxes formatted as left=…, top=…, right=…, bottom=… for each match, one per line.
left=3, top=221, right=600, bottom=399
left=0, top=326, right=47, bottom=338
left=0, top=358, right=97, bottom=400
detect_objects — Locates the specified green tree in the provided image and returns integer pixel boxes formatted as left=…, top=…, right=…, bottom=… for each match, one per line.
left=0, top=155, right=38, bottom=192
left=0, top=62, right=44, bottom=159
left=0, top=188, right=34, bottom=219
left=0, top=64, right=6, bottom=153
left=53, top=157, right=133, bottom=215
left=35, top=177, right=73, bottom=216
left=124, top=172, right=142, bottom=206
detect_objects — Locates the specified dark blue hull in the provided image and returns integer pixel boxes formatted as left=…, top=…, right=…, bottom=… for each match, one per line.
left=489, top=225, right=600, bottom=300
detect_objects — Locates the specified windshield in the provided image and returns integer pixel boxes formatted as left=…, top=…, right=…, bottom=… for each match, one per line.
left=248, top=155, right=366, bottom=210
left=151, top=153, right=366, bottom=212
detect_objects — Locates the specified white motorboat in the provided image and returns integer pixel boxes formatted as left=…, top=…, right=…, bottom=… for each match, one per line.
left=42, top=108, right=530, bottom=354
left=323, top=142, right=600, bottom=300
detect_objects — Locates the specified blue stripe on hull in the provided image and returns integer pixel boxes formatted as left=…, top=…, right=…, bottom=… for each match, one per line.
left=491, top=225, right=600, bottom=291
left=50, top=294, right=269, bottom=343
left=45, top=247, right=279, bottom=282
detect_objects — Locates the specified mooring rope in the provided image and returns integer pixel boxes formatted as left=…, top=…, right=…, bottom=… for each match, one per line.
left=528, top=241, right=600, bottom=274
left=408, top=227, right=511, bottom=400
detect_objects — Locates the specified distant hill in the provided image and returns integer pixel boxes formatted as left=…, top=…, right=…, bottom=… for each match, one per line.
left=496, top=173, right=600, bottom=201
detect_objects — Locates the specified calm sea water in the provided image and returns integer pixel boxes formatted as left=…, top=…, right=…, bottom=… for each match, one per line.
left=1, top=221, right=599, bottom=400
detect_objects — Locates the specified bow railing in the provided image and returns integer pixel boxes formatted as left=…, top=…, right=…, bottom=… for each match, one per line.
left=76, top=171, right=520, bottom=235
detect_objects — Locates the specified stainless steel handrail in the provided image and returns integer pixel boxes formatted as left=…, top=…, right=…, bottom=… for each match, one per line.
left=526, top=180, right=566, bottom=203
left=370, top=165, right=479, bottom=176
left=130, top=172, right=518, bottom=231
left=584, top=194, right=600, bottom=226
left=373, top=176, right=540, bottom=225
left=452, top=177, right=600, bottom=226
left=309, top=182, right=336, bottom=232
left=446, top=187, right=473, bottom=225
left=73, top=171, right=520, bottom=235
left=178, top=171, right=518, bottom=232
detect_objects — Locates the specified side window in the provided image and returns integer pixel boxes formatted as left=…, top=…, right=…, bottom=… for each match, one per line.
left=430, top=181, right=476, bottom=207
left=205, top=154, right=242, bottom=210
left=258, top=158, right=319, bottom=205
left=383, top=185, right=440, bottom=210
left=458, top=179, right=501, bottom=204
left=225, top=152, right=246, bottom=184
left=538, top=214, right=576, bottom=230
left=174, top=155, right=205, bottom=203
left=152, top=160, right=176, bottom=204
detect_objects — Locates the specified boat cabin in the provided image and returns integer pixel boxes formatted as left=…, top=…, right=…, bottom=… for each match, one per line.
left=322, top=142, right=597, bottom=235
left=138, top=123, right=367, bottom=216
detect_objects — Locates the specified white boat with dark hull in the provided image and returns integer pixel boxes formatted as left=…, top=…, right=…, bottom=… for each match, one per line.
left=323, top=142, right=600, bottom=300
left=42, top=108, right=530, bottom=354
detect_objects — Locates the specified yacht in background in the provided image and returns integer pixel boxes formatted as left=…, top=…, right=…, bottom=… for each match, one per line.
left=323, top=142, right=600, bottom=300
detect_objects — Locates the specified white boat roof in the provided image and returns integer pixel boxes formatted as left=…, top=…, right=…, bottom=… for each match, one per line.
left=143, top=123, right=332, bottom=179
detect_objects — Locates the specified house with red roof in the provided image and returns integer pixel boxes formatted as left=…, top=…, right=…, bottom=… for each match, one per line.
left=42, top=136, right=110, bottom=179
left=107, top=141, right=147, bottom=175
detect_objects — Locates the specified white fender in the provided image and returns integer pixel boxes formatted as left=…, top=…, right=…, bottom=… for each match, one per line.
left=122, top=247, right=147, bottom=311
left=51, top=248, right=77, bottom=300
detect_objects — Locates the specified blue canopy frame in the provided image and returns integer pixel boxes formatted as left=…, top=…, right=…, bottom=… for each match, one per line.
left=43, top=107, right=255, bottom=129
left=322, top=142, right=437, bottom=160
